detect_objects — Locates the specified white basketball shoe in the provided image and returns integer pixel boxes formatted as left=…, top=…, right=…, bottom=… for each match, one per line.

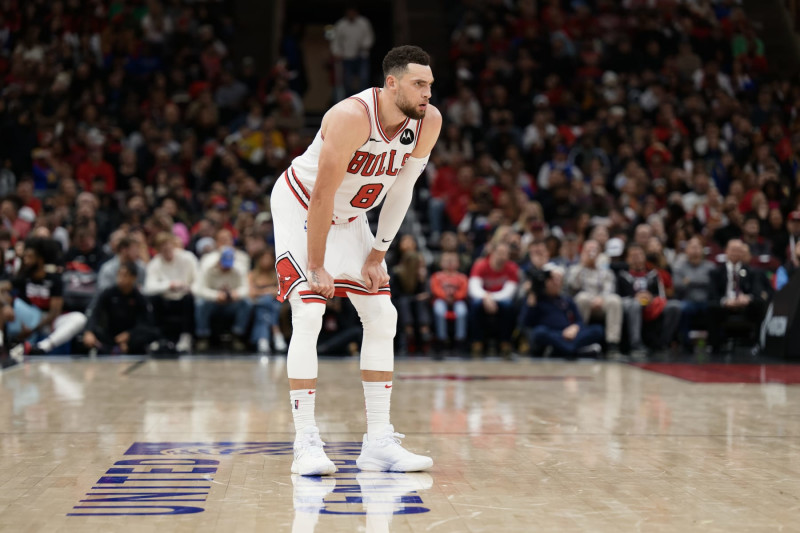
left=356, top=425, right=433, bottom=472
left=291, top=426, right=337, bottom=476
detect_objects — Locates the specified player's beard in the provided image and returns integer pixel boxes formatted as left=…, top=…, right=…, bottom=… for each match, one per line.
left=396, top=90, right=426, bottom=120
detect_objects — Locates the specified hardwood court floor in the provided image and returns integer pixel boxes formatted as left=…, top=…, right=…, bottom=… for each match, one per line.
left=0, top=357, right=798, bottom=532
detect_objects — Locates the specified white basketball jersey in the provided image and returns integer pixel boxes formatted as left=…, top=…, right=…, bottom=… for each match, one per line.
left=286, top=87, right=423, bottom=222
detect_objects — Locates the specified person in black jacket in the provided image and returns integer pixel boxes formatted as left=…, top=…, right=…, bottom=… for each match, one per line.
left=525, top=265, right=604, bottom=357
left=83, top=261, right=159, bottom=354
left=708, top=239, right=768, bottom=353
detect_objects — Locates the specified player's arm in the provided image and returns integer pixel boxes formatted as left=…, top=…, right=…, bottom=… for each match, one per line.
left=307, top=100, right=371, bottom=298
left=362, top=105, right=443, bottom=292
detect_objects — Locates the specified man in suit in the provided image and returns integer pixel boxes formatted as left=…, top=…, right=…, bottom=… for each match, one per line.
left=708, top=239, right=768, bottom=353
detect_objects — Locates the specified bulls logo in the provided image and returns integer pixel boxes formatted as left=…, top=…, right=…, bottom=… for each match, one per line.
left=275, top=252, right=306, bottom=301
left=399, top=129, right=414, bottom=145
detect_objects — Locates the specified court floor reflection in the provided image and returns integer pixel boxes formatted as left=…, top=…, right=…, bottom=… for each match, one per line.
left=292, top=470, right=434, bottom=533
left=2, top=359, right=800, bottom=532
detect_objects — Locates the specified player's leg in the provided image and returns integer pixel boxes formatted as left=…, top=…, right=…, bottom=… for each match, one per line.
left=271, top=175, right=336, bottom=476
left=286, top=292, right=336, bottom=475
left=348, top=293, right=433, bottom=472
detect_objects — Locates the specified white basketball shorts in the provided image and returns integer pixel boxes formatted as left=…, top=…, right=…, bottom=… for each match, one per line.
left=270, top=168, right=391, bottom=304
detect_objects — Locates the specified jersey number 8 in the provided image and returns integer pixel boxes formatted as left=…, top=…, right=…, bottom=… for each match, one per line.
left=350, top=183, right=385, bottom=209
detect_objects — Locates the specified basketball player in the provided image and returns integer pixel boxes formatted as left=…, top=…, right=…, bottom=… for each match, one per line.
left=270, top=45, right=441, bottom=475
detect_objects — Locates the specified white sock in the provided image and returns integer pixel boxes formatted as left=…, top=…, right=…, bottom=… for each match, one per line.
left=363, top=381, right=392, bottom=439
left=290, top=389, right=317, bottom=435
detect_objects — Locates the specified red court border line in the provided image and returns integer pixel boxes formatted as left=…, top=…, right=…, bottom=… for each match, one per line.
left=396, top=374, right=593, bottom=382
left=632, top=363, right=800, bottom=384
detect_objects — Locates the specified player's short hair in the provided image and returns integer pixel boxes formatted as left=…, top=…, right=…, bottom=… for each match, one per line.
left=382, top=45, right=430, bottom=82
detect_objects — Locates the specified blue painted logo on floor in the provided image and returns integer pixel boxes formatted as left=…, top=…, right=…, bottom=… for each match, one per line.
left=68, top=442, right=431, bottom=517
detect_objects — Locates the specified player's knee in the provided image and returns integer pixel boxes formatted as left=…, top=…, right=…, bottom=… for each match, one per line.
left=361, top=298, right=397, bottom=338
left=290, top=298, right=325, bottom=332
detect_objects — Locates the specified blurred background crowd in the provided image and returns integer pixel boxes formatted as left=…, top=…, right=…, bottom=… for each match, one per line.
left=0, top=0, right=796, bottom=361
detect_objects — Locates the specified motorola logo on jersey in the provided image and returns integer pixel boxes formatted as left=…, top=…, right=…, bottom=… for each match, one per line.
left=399, top=129, right=414, bottom=145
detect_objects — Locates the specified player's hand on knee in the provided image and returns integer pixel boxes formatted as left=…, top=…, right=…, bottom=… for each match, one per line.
left=308, top=267, right=335, bottom=299
left=362, top=262, right=389, bottom=293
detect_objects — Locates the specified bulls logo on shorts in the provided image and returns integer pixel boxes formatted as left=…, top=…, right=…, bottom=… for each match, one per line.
left=399, top=129, right=414, bottom=145
left=275, top=252, right=306, bottom=302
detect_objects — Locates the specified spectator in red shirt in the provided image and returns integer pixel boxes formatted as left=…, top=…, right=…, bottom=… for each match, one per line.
left=76, top=147, right=116, bottom=193
left=430, top=251, right=469, bottom=352
left=468, top=242, right=519, bottom=358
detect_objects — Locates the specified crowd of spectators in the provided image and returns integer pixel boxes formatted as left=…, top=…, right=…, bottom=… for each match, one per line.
left=0, top=0, right=794, bottom=361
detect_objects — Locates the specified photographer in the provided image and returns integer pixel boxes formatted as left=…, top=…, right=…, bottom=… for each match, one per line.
left=525, top=265, right=604, bottom=357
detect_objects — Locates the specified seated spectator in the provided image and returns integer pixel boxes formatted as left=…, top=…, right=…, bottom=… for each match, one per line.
left=774, top=241, right=800, bottom=291
left=430, top=251, right=469, bottom=353
left=526, top=266, right=604, bottom=357
left=96, top=235, right=147, bottom=294
left=673, top=236, right=716, bottom=349
left=83, top=262, right=159, bottom=354
left=200, top=228, right=250, bottom=274
left=566, top=240, right=622, bottom=357
left=708, top=239, right=768, bottom=353
left=520, top=239, right=551, bottom=283
left=1, top=196, right=32, bottom=241
left=554, top=233, right=580, bottom=268
left=143, top=233, right=198, bottom=353
left=192, top=247, right=251, bottom=352
left=391, top=237, right=432, bottom=354
left=741, top=214, right=771, bottom=258
left=617, top=244, right=681, bottom=358
left=433, top=231, right=472, bottom=273
left=0, top=281, right=16, bottom=367
left=468, top=242, right=519, bottom=358
left=8, top=239, right=87, bottom=357
left=248, top=248, right=286, bottom=355
left=772, top=210, right=800, bottom=264
left=64, top=226, right=108, bottom=272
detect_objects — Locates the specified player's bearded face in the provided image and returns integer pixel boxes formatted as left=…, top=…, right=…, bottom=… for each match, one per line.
left=396, top=86, right=426, bottom=120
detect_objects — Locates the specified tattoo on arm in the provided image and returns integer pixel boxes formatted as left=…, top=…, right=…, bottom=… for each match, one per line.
left=311, top=271, right=320, bottom=284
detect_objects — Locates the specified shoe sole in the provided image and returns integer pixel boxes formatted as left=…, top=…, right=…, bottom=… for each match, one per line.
left=291, top=460, right=337, bottom=476
left=356, top=456, right=434, bottom=472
